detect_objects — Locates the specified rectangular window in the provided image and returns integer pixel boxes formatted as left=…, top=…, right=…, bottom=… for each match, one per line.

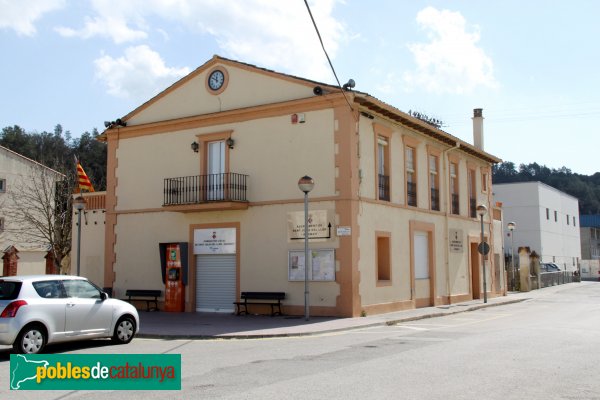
left=546, top=208, right=550, bottom=220
left=573, top=216, right=576, bottom=226
left=0, top=217, right=4, bottom=232
left=377, top=136, right=390, bottom=201
left=567, top=214, right=570, bottom=225
left=0, top=178, right=5, bottom=193
left=429, top=155, right=439, bottom=211
left=377, top=235, right=391, bottom=281
left=468, top=169, right=476, bottom=218
left=554, top=210, right=558, bottom=222
left=406, top=147, right=417, bottom=207
left=450, top=162, right=459, bottom=215
left=481, top=172, right=488, bottom=193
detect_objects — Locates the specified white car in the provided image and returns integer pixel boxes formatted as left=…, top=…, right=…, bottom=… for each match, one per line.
left=0, top=275, right=139, bottom=354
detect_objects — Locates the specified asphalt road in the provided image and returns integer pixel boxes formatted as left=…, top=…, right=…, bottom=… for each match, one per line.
left=2, top=283, right=599, bottom=399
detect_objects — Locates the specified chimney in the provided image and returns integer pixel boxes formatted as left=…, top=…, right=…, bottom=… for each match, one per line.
left=472, top=108, right=484, bottom=150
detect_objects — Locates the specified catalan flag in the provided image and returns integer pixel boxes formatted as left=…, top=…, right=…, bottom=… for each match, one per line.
left=76, top=158, right=95, bottom=192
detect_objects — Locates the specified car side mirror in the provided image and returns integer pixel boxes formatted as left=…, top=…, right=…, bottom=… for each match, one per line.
left=100, top=291, right=108, bottom=301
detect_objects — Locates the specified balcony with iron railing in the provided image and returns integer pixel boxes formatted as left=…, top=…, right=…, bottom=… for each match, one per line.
left=469, top=197, right=477, bottom=218
left=451, top=193, right=459, bottom=215
left=407, top=182, right=417, bottom=207
left=163, top=173, right=249, bottom=211
left=378, top=174, right=390, bottom=201
left=430, top=188, right=440, bottom=211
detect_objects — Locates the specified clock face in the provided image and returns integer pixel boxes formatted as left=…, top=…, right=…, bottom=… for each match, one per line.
left=208, top=70, right=225, bottom=91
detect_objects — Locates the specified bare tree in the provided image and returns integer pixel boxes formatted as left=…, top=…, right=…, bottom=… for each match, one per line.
left=1, top=163, right=74, bottom=273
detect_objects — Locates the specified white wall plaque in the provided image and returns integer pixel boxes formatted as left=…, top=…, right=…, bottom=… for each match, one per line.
left=194, top=228, right=236, bottom=254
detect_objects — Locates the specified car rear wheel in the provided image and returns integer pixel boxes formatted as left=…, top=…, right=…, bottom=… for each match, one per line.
left=112, top=316, right=136, bottom=344
left=14, top=324, right=47, bottom=354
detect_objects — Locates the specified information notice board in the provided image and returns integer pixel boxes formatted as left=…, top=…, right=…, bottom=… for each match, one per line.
left=288, top=249, right=335, bottom=281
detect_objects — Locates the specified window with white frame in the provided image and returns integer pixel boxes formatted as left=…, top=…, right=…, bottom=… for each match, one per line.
left=468, top=169, right=476, bottom=218
left=450, top=162, right=459, bottom=215
left=406, top=147, right=417, bottom=206
left=429, top=154, right=439, bottom=210
left=481, top=172, right=488, bottom=193
left=377, top=136, right=390, bottom=201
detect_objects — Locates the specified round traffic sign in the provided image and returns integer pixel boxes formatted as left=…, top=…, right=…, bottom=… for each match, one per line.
left=478, top=242, right=490, bottom=255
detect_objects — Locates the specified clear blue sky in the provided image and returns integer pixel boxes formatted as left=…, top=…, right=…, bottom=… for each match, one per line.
left=1, top=1, right=599, bottom=175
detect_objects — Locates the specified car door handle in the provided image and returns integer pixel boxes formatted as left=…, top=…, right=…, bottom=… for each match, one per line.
left=67, top=303, right=76, bottom=308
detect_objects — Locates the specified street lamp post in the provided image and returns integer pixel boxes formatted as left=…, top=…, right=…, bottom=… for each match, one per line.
left=476, top=204, right=488, bottom=303
left=73, top=196, right=86, bottom=276
left=298, top=175, right=315, bottom=321
left=507, top=222, right=516, bottom=291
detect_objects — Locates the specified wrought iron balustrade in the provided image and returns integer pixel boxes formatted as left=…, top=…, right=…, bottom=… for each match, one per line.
left=451, top=193, right=459, bottom=215
left=469, top=197, right=477, bottom=218
left=407, top=182, right=417, bottom=207
left=163, top=173, right=248, bottom=206
left=378, top=174, right=390, bottom=201
left=430, top=188, right=440, bottom=211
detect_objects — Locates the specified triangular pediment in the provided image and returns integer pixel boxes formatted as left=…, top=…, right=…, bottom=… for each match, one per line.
left=123, top=56, right=336, bottom=126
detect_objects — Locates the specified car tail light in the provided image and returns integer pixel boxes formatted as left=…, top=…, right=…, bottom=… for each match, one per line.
left=0, top=300, right=27, bottom=318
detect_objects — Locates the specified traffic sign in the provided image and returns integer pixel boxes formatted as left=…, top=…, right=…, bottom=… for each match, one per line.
left=478, top=242, right=490, bottom=255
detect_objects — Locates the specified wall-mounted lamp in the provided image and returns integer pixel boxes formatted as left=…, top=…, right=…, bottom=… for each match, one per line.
left=191, top=142, right=199, bottom=152
left=226, top=138, right=235, bottom=149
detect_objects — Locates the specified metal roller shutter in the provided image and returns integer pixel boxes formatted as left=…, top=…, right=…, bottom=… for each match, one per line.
left=195, top=254, right=236, bottom=312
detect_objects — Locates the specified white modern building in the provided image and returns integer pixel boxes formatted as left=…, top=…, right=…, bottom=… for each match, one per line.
left=493, top=181, right=581, bottom=271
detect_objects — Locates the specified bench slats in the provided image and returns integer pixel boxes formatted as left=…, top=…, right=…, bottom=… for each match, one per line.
left=125, top=289, right=161, bottom=312
left=234, top=292, right=285, bottom=316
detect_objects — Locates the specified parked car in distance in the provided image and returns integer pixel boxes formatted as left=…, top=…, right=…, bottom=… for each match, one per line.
left=0, top=275, right=139, bottom=354
left=540, top=263, right=562, bottom=273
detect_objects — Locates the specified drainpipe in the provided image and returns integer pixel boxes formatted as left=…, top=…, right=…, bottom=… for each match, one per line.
left=443, top=142, right=461, bottom=305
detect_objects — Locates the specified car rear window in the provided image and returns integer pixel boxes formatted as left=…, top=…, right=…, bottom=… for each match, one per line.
left=0, top=281, right=22, bottom=300
left=32, top=280, right=64, bottom=299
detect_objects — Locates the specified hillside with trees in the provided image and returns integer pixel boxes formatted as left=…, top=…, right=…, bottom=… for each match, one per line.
left=0, top=124, right=107, bottom=273
left=493, top=161, right=600, bottom=214
left=0, top=124, right=106, bottom=190
left=2, top=125, right=599, bottom=216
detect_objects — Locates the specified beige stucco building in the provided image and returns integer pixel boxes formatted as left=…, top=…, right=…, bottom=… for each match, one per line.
left=82, top=56, right=506, bottom=317
left=1, top=145, right=64, bottom=275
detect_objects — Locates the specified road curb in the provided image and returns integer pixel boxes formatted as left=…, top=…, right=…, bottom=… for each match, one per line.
left=137, top=298, right=529, bottom=340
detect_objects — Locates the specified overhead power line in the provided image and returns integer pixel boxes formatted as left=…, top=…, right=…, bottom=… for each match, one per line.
left=303, top=0, right=355, bottom=115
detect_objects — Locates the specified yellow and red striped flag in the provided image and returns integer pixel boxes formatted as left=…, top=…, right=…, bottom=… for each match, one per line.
left=76, top=159, right=95, bottom=192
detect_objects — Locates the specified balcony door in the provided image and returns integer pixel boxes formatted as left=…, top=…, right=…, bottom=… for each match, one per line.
left=207, top=140, right=225, bottom=200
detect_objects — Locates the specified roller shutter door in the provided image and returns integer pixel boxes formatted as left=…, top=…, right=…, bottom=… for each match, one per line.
left=195, top=254, right=236, bottom=312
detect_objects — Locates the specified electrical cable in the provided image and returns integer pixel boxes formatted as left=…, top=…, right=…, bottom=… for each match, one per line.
left=303, top=0, right=356, bottom=117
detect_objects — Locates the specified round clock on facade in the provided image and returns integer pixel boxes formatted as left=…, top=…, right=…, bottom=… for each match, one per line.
left=208, top=70, right=225, bottom=91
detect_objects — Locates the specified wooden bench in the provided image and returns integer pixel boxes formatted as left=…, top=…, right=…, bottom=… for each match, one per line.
left=125, top=289, right=161, bottom=311
left=234, top=292, right=285, bottom=316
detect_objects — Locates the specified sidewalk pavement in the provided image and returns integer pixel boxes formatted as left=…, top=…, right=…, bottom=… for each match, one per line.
left=137, top=283, right=583, bottom=340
